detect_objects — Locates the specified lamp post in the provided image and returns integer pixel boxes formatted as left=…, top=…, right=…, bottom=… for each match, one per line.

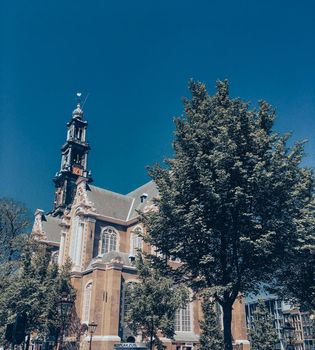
left=282, top=322, right=295, bottom=350
left=88, top=321, right=98, bottom=350
left=57, top=292, right=74, bottom=350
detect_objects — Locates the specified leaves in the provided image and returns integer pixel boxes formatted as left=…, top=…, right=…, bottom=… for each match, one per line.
left=199, top=298, right=224, bottom=350
left=124, top=256, right=188, bottom=350
left=141, top=79, right=314, bottom=349
left=249, top=300, right=278, bottom=350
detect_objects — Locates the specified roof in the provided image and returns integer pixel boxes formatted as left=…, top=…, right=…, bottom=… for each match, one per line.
left=86, top=185, right=134, bottom=221
left=85, top=181, right=158, bottom=221
left=127, top=181, right=158, bottom=220
left=86, top=251, right=135, bottom=270
left=174, top=332, right=199, bottom=342
left=41, top=215, right=62, bottom=243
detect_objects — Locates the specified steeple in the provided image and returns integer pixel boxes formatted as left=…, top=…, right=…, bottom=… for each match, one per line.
left=52, top=93, right=92, bottom=216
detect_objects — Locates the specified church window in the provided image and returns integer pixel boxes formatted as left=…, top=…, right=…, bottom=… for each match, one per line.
left=51, top=252, right=59, bottom=265
left=175, top=303, right=192, bottom=332
left=130, top=226, right=143, bottom=256
left=82, top=282, right=92, bottom=323
left=101, top=227, right=118, bottom=254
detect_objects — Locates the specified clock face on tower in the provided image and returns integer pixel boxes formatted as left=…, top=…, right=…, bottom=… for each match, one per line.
left=72, top=166, right=83, bottom=176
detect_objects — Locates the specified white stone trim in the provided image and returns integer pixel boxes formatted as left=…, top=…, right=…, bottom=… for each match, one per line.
left=234, top=340, right=250, bottom=345
left=84, top=335, right=121, bottom=342
left=126, top=198, right=135, bottom=221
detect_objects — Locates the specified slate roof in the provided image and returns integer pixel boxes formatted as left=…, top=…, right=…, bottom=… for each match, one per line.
left=86, top=185, right=134, bottom=221
left=127, top=181, right=158, bottom=220
left=85, top=181, right=158, bottom=221
left=41, top=215, right=62, bottom=243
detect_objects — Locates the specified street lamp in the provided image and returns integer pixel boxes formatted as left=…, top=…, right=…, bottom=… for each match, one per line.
left=58, top=292, right=74, bottom=350
left=282, top=322, right=295, bottom=350
left=88, top=321, right=98, bottom=350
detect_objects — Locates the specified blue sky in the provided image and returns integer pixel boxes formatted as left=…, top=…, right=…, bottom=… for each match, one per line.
left=1, top=0, right=314, bottom=213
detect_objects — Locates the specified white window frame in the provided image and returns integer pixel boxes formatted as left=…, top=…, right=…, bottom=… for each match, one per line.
left=130, top=226, right=143, bottom=256
left=82, top=281, right=93, bottom=324
left=175, top=302, right=193, bottom=332
left=100, top=226, right=119, bottom=254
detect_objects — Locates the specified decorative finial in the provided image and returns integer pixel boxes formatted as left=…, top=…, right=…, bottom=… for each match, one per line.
left=76, top=92, right=82, bottom=106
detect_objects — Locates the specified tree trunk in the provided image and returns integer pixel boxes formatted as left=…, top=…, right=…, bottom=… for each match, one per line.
left=222, top=302, right=233, bottom=350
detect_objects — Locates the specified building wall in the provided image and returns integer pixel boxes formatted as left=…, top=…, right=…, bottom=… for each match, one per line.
left=55, top=187, right=250, bottom=350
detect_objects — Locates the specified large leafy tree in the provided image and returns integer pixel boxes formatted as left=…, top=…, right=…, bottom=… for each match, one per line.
left=199, top=298, right=223, bottom=350
left=249, top=299, right=278, bottom=350
left=124, top=256, right=188, bottom=350
left=141, top=80, right=314, bottom=350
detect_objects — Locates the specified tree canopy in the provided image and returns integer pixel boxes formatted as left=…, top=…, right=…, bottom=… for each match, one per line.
left=141, top=80, right=314, bottom=350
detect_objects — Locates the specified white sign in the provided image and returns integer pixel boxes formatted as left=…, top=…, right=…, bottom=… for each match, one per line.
left=114, top=344, right=137, bottom=348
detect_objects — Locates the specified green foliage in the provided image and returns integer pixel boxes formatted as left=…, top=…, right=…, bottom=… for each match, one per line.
left=274, top=198, right=315, bottom=312
left=140, top=80, right=314, bottom=350
left=124, top=256, right=188, bottom=350
left=249, top=300, right=278, bottom=350
left=199, top=298, right=224, bottom=350
left=0, top=237, right=75, bottom=347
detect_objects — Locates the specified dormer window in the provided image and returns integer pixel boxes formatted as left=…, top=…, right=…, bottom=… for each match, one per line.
left=140, top=193, right=148, bottom=203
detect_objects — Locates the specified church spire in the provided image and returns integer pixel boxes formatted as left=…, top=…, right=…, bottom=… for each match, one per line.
left=51, top=93, right=92, bottom=216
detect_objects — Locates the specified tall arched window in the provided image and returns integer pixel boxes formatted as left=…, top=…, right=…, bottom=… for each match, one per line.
left=82, top=282, right=92, bottom=323
left=51, top=252, right=59, bottom=265
left=101, top=227, right=118, bottom=254
left=175, top=303, right=192, bottom=332
left=130, top=226, right=143, bottom=256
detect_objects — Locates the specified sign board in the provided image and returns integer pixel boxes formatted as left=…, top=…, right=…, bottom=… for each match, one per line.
left=114, top=344, right=137, bottom=348
left=114, top=343, right=147, bottom=350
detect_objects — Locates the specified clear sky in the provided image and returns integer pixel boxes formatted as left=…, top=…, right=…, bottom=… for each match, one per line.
left=1, top=0, right=314, bottom=213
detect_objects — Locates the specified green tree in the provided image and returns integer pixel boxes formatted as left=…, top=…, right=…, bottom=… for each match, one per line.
left=249, top=300, right=278, bottom=350
left=274, top=198, right=315, bottom=312
left=0, top=198, right=30, bottom=269
left=0, top=198, right=30, bottom=346
left=124, top=256, right=188, bottom=350
left=0, top=238, right=75, bottom=349
left=141, top=80, right=314, bottom=350
left=199, top=298, right=223, bottom=350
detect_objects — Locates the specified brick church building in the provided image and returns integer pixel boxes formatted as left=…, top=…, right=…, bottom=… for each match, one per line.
left=31, top=96, right=250, bottom=350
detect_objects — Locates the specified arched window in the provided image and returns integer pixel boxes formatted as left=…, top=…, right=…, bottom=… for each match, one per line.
left=101, top=227, right=118, bottom=254
left=175, top=303, right=192, bottom=332
left=82, top=282, right=92, bottom=323
left=51, top=252, right=59, bottom=265
left=130, top=227, right=143, bottom=256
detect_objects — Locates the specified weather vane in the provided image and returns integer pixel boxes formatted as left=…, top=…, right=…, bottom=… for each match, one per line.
left=76, top=92, right=82, bottom=105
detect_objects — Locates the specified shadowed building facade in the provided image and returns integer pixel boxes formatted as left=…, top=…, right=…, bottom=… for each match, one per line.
left=31, top=97, right=250, bottom=350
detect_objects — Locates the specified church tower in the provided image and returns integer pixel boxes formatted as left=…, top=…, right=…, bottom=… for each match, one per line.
left=52, top=93, right=92, bottom=216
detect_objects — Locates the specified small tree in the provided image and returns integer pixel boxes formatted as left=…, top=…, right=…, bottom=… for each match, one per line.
left=141, top=80, right=314, bottom=350
left=199, top=298, right=223, bottom=350
left=0, top=238, right=75, bottom=349
left=0, top=198, right=30, bottom=346
left=0, top=198, right=30, bottom=268
left=249, top=300, right=278, bottom=350
left=124, top=256, right=188, bottom=350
